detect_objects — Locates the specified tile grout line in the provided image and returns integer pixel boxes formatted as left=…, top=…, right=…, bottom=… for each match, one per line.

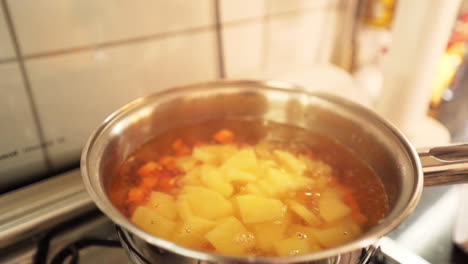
left=17, top=25, right=217, bottom=61
left=0, top=4, right=338, bottom=66
left=0, top=57, right=16, bottom=64
left=1, top=0, right=53, bottom=171
left=213, top=0, right=225, bottom=78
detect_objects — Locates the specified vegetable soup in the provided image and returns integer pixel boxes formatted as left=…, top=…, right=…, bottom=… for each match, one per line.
left=108, top=119, right=388, bottom=256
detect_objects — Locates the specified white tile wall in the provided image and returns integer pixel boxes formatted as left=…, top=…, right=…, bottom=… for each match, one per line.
left=222, top=3, right=338, bottom=78
left=7, top=0, right=214, bottom=55
left=223, top=22, right=264, bottom=77
left=220, top=0, right=265, bottom=23
left=0, top=0, right=341, bottom=181
left=0, top=62, right=47, bottom=187
left=0, top=5, right=15, bottom=59
left=26, top=30, right=218, bottom=168
left=263, top=10, right=337, bottom=73
left=266, top=0, right=338, bottom=15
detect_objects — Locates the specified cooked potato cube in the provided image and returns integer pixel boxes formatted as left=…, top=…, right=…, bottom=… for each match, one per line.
left=236, top=194, right=284, bottom=223
left=251, top=221, right=286, bottom=251
left=222, top=148, right=258, bottom=173
left=273, top=150, right=306, bottom=175
left=313, top=220, right=362, bottom=247
left=172, top=216, right=216, bottom=248
left=286, top=199, right=321, bottom=226
left=225, top=169, right=257, bottom=183
left=131, top=206, right=176, bottom=239
left=244, top=183, right=265, bottom=196
left=184, top=186, right=233, bottom=220
left=192, top=146, right=219, bottom=164
left=148, top=192, right=177, bottom=220
left=181, top=166, right=201, bottom=185
left=319, top=191, right=352, bottom=222
left=176, top=156, right=198, bottom=172
left=200, top=165, right=233, bottom=198
left=274, top=236, right=319, bottom=256
left=216, top=144, right=238, bottom=163
left=205, top=216, right=255, bottom=255
left=177, top=195, right=193, bottom=221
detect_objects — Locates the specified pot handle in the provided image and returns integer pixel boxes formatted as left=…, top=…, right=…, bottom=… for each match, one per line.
left=363, top=237, right=430, bottom=264
left=418, top=143, right=468, bottom=186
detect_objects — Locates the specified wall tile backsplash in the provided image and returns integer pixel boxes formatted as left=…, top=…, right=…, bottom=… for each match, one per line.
left=7, top=0, right=214, bottom=55
left=0, top=4, right=15, bottom=60
left=0, top=63, right=48, bottom=188
left=26, top=30, right=218, bottom=169
left=0, top=0, right=340, bottom=188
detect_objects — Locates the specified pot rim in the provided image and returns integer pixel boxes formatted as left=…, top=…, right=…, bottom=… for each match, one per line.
left=80, top=79, right=424, bottom=263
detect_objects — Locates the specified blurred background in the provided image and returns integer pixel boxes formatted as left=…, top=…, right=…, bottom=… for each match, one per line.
left=1, top=0, right=468, bottom=263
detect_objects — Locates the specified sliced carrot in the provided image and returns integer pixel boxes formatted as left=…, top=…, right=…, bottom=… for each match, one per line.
left=213, top=129, right=235, bottom=144
left=158, top=174, right=176, bottom=192
left=141, top=176, right=159, bottom=190
left=159, top=155, right=178, bottom=172
left=127, top=187, right=146, bottom=203
left=172, top=139, right=191, bottom=156
left=137, top=162, right=160, bottom=178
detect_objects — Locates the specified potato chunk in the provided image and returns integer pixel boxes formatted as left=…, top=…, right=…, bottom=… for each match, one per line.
left=236, top=194, right=284, bottom=223
left=184, top=186, right=233, bottom=220
left=172, top=216, right=216, bottom=248
left=222, top=148, right=258, bottom=173
left=177, top=195, right=193, bottom=221
left=205, top=216, right=255, bottom=255
left=319, top=191, right=351, bottom=222
left=131, top=206, right=176, bottom=239
left=286, top=199, right=321, bottom=226
left=200, top=165, right=233, bottom=198
left=176, top=156, right=198, bottom=172
left=273, top=150, right=306, bottom=175
left=251, top=221, right=287, bottom=252
left=148, top=192, right=177, bottom=220
left=274, top=236, right=320, bottom=256
left=313, top=220, right=362, bottom=247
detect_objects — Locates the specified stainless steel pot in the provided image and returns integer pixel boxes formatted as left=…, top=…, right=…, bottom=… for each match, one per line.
left=81, top=80, right=468, bottom=264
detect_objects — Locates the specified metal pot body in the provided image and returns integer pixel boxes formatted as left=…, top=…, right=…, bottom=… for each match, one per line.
left=81, top=80, right=424, bottom=264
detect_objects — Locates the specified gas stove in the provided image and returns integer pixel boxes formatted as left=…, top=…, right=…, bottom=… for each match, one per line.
left=0, top=169, right=466, bottom=264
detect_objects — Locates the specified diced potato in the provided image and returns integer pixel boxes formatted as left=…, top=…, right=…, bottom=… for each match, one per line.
left=264, top=168, right=313, bottom=196
left=177, top=195, right=193, bottom=221
left=222, top=148, right=258, bottom=173
left=200, top=165, right=233, bottom=198
left=172, top=216, right=216, bottom=248
left=273, top=150, right=306, bottom=175
left=216, top=144, right=238, bottom=163
left=205, top=216, right=255, bottom=255
left=286, top=199, right=321, bottom=226
left=286, top=224, right=315, bottom=239
left=183, top=186, right=233, bottom=220
left=301, top=157, right=333, bottom=178
left=192, top=145, right=219, bottom=164
left=236, top=194, right=284, bottom=223
left=225, top=169, right=257, bottom=183
left=274, top=236, right=319, bottom=256
left=181, top=166, right=201, bottom=185
left=176, top=156, right=198, bottom=172
left=251, top=221, right=286, bottom=251
left=266, top=167, right=296, bottom=189
left=256, top=181, right=276, bottom=196
left=313, top=220, right=362, bottom=248
left=319, top=191, right=352, bottom=222
left=131, top=206, right=176, bottom=239
left=148, top=192, right=177, bottom=220
left=244, top=183, right=265, bottom=196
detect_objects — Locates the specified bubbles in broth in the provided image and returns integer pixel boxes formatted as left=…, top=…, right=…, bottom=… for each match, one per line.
left=109, top=119, right=388, bottom=256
